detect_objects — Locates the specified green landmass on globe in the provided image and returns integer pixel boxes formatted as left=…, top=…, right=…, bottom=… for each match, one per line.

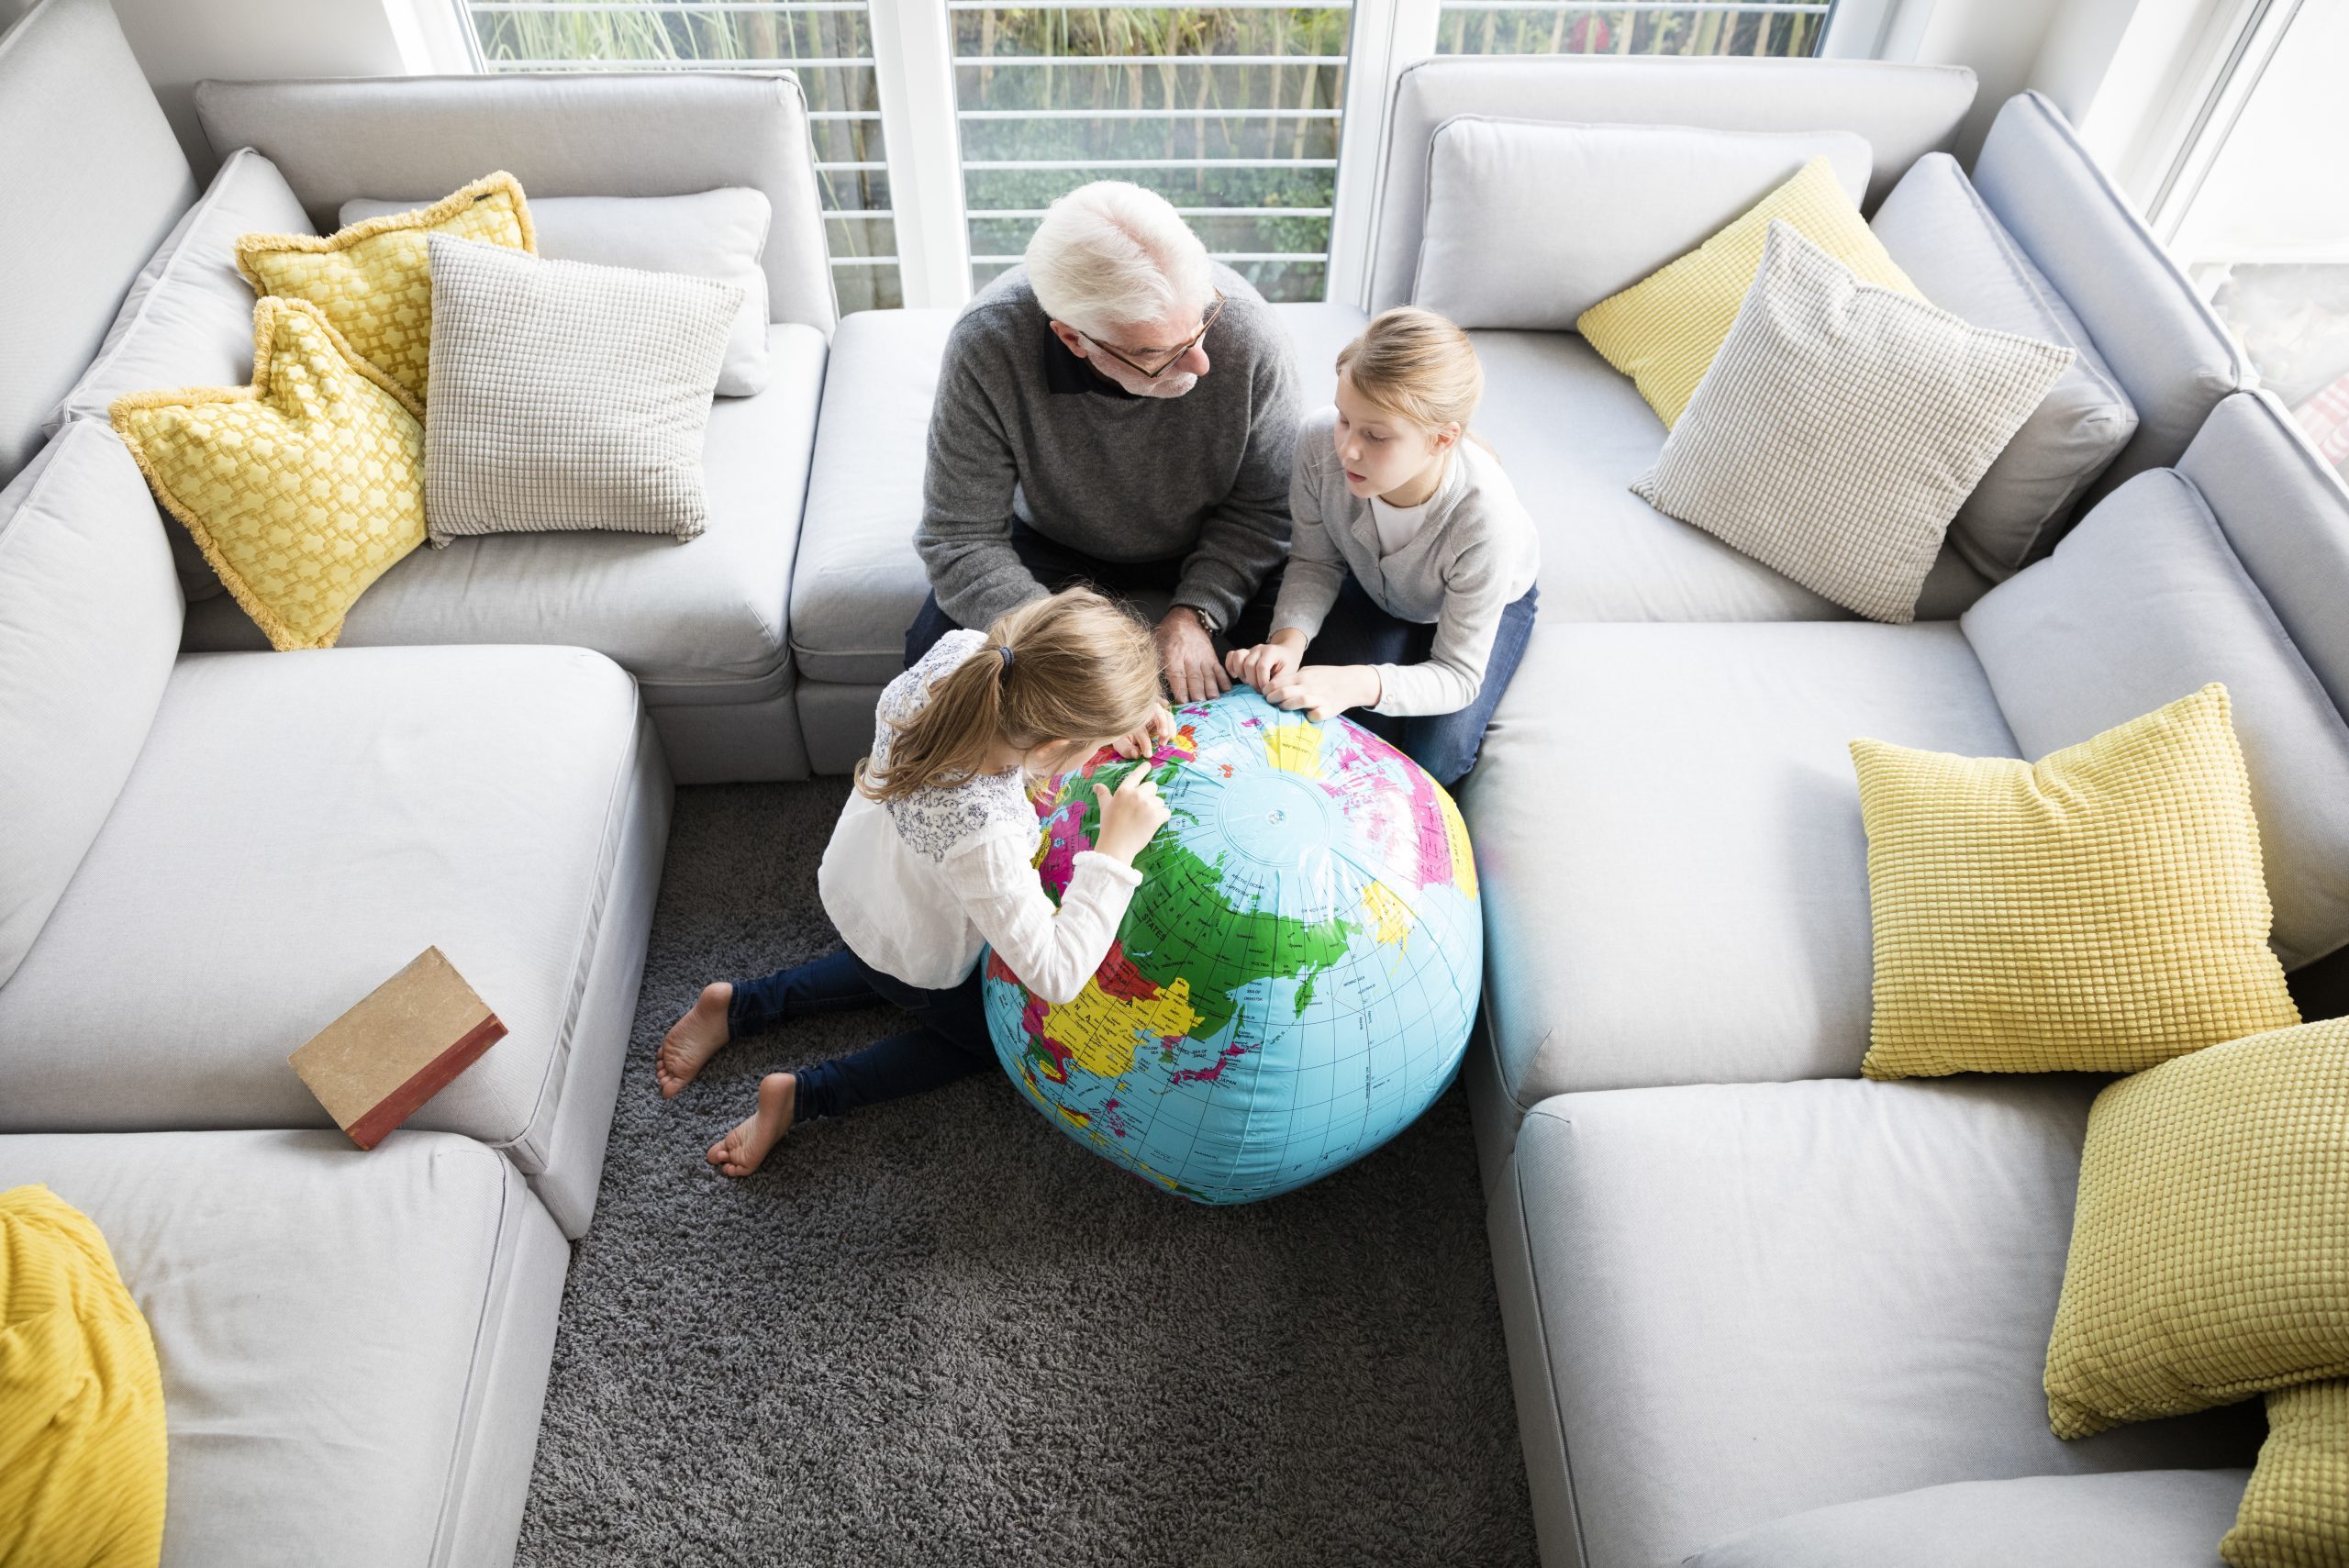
left=983, top=684, right=1484, bottom=1205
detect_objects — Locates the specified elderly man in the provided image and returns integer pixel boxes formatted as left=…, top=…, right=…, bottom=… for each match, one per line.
left=907, top=182, right=1301, bottom=702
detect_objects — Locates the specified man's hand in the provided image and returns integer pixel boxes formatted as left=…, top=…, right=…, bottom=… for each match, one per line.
left=1111, top=706, right=1177, bottom=761
left=1157, top=608, right=1231, bottom=705
left=1264, top=663, right=1382, bottom=723
left=1225, top=628, right=1307, bottom=693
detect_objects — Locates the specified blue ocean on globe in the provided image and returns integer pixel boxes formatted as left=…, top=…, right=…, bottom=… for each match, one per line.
left=982, top=684, right=1483, bottom=1204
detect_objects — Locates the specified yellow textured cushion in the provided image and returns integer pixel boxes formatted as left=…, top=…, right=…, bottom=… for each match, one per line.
left=0, top=1184, right=168, bottom=1568
left=1853, top=684, right=2299, bottom=1078
left=112, top=297, right=427, bottom=651
left=2227, top=1380, right=2349, bottom=1568
left=1578, top=156, right=1925, bottom=428
left=2045, top=1017, right=2349, bottom=1436
left=235, top=171, right=535, bottom=406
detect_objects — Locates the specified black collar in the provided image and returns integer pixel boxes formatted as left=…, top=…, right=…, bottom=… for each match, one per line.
left=1043, top=334, right=1137, bottom=399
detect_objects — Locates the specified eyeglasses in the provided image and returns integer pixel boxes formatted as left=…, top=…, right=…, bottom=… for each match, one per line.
left=1084, top=291, right=1225, bottom=380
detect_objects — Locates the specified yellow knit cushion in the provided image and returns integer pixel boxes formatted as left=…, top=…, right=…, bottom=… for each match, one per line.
left=2228, top=1380, right=2349, bottom=1568
left=111, top=297, right=426, bottom=651
left=235, top=171, right=535, bottom=407
left=0, top=1184, right=168, bottom=1568
left=2045, top=1018, right=2349, bottom=1438
left=1578, top=156, right=1925, bottom=428
left=1852, top=684, right=2299, bottom=1078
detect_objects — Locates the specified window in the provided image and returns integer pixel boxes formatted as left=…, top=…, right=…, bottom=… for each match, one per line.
left=2157, top=0, right=2349, bottom=476
left=1433, top=3, right=1831, bottom=59
left=951, top=3, right=1353, bottom=305
left=460, top=1, right=902, bottom=311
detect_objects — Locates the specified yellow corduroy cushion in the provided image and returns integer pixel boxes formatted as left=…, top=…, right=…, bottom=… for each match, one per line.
left=1852, top=684, right=2299, bottom=1079
left=0, top=1185, right=168, bottom=1568
left=234, top=171, right=535, bottom=407
left=2228, top=1380, right=2349, bottom=1568
left=1577, top=155, right=1925, bottom=428
left=112, top=297, right=426, bottom=651
left=2044, top=1016, right=2349, bottom=1436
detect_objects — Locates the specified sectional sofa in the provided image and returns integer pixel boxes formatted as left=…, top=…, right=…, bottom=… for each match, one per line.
left=6, top=0, right=2345, bottom=1561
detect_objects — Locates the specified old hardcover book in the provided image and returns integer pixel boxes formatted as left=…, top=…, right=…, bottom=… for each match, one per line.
left=289, top=948, right=507, bottom=1150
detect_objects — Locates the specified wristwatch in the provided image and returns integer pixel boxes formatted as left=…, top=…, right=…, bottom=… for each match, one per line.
left=1182, top=604, right=1220, bottom=637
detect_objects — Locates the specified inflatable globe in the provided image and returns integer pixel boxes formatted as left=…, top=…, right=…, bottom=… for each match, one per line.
left=984, top=685, right=1482, bottom=1204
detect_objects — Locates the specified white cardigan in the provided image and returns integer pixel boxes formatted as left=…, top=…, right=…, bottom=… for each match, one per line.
left=818, top=631, right=1141, bottom=997
left=1274, top=405, right=1542, bottom=717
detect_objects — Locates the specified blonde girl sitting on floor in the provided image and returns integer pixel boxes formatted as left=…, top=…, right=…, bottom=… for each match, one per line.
left=657, top=588, right=1174, bottom=1176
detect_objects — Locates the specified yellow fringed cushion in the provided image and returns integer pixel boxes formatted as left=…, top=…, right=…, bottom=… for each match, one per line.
left=2227, top=1380, right=2349, bottom=1568
left=1852, top=684, right=2299, bottom=1078
left=235, top=171, right=535, bottom=406
left=0, top=1185, right=168, bottom=1568
left=111, top=297, right=426, bottom=651
left=1577, top=156, right=1925, bottom=429
left=2044, top=1018, right=2349, bottom=1439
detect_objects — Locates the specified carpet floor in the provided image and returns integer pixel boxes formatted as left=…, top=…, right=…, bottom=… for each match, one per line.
left=517, top=779, right=1539, bottom=1568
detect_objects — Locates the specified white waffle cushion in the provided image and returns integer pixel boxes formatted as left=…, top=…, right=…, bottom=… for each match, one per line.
left=423, top=233, right=739, bottom=545
left=1633, top=221, right=2073, bottom=624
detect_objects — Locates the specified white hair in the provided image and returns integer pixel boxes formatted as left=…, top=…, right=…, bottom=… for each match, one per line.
left=1023, top=182, right=1214, bottom=339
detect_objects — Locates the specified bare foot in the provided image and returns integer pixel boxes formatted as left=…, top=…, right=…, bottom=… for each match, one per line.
left=656, top=982, right=734, bottom=1098
left=707, top=1073, right=796, bottom=1178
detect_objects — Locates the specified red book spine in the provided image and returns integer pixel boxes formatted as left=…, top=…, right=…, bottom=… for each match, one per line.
left=343, top=1014, right=509, bottom=1150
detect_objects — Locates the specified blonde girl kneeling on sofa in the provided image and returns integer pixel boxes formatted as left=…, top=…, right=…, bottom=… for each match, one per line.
left=1226, top=306, right=1541, bottom=786
left=657, top=588, right=1174, bottom=1176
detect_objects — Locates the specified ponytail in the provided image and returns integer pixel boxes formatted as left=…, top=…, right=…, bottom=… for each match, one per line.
left=857, top=587, right=1163, bottom=802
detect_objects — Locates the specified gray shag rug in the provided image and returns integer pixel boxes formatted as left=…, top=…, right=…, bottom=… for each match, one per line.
left=518, top=779, right=1539, bottom=1568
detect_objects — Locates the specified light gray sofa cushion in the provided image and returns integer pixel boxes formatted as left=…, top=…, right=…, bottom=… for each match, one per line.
left=193, top=71, right=836, bottom=334
left=0, top=0, right=197, bottom=486
left=187, top=323, right=822, bottom=706
left=1969, top=91, right=2250, bottom=505
left=1366, top=55, right=1976, bottom=312
left=0, top=644, right=664, bottom=1236
left=1683, top=1469, right=2251, bottom=1568
left=1470, top=328, right=1995, bottom=625
left=2177, top=391, right=2349, bottom=723
left=1456, top=620, right=2015, bottom=1110
left=347, top=188, right=773, bottom=396
left=47, top=148, right=312, bottom=603
left=1963, top=466, right=2349, bottom=971
left=50, top=150, right=310, bottom=439
left=1872, top=151, right=2138, bottom=579
left=0, top=422, right=182, bottom=988
left=0, top=1128, right=568, bottom=1568
left=1414, top=117, right=1870, bottom=330
left=423, top=234, right=739, bottom=546
left=1495, top=1077, right=2264, bottom=1568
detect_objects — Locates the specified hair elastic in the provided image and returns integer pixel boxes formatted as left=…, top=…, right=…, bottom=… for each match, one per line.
left=997, top=644, right=1015, bottom=673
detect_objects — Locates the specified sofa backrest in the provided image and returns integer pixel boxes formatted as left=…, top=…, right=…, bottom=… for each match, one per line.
left=1961, top=392, right=2349, bottom=972
left=1969, top=92, right=2251, bottom=508
left=0, top=421, right=185, bottom=988
left=1364, top=55, right=1976, bottom=313
left=193, top=72, right=837, bottom=336
left=0, top=0, right=197, bottom=488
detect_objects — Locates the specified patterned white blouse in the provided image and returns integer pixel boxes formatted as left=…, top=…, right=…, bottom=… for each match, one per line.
left=818, top=629, right=1143, bottom=996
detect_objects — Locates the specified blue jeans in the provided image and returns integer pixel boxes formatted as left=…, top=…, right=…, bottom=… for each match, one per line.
left=905, top=519, right=1281, bottom=666
left=1300, top=575, right=1540, bottom=786
left=728, top=949, right=994, bottom=1122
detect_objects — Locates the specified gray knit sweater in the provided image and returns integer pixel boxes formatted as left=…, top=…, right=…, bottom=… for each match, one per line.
left=916, top=264, right=1301, bottom=631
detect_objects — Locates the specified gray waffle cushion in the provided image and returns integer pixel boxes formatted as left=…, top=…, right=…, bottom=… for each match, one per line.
left=423, top=232, right=739, bottom=545
left=1633, top=221, right=2074, bottom=624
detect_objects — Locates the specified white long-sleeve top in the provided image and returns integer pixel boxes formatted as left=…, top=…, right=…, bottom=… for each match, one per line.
left=818, top=629, right=1142, bottom=998
left=1273, top=405, right=1542, bottom=717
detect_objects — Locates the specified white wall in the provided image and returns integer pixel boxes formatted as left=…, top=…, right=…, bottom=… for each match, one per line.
left=1901, top=0, right=2063, bottom=161
left=107, top=0, right=471, bottom=177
